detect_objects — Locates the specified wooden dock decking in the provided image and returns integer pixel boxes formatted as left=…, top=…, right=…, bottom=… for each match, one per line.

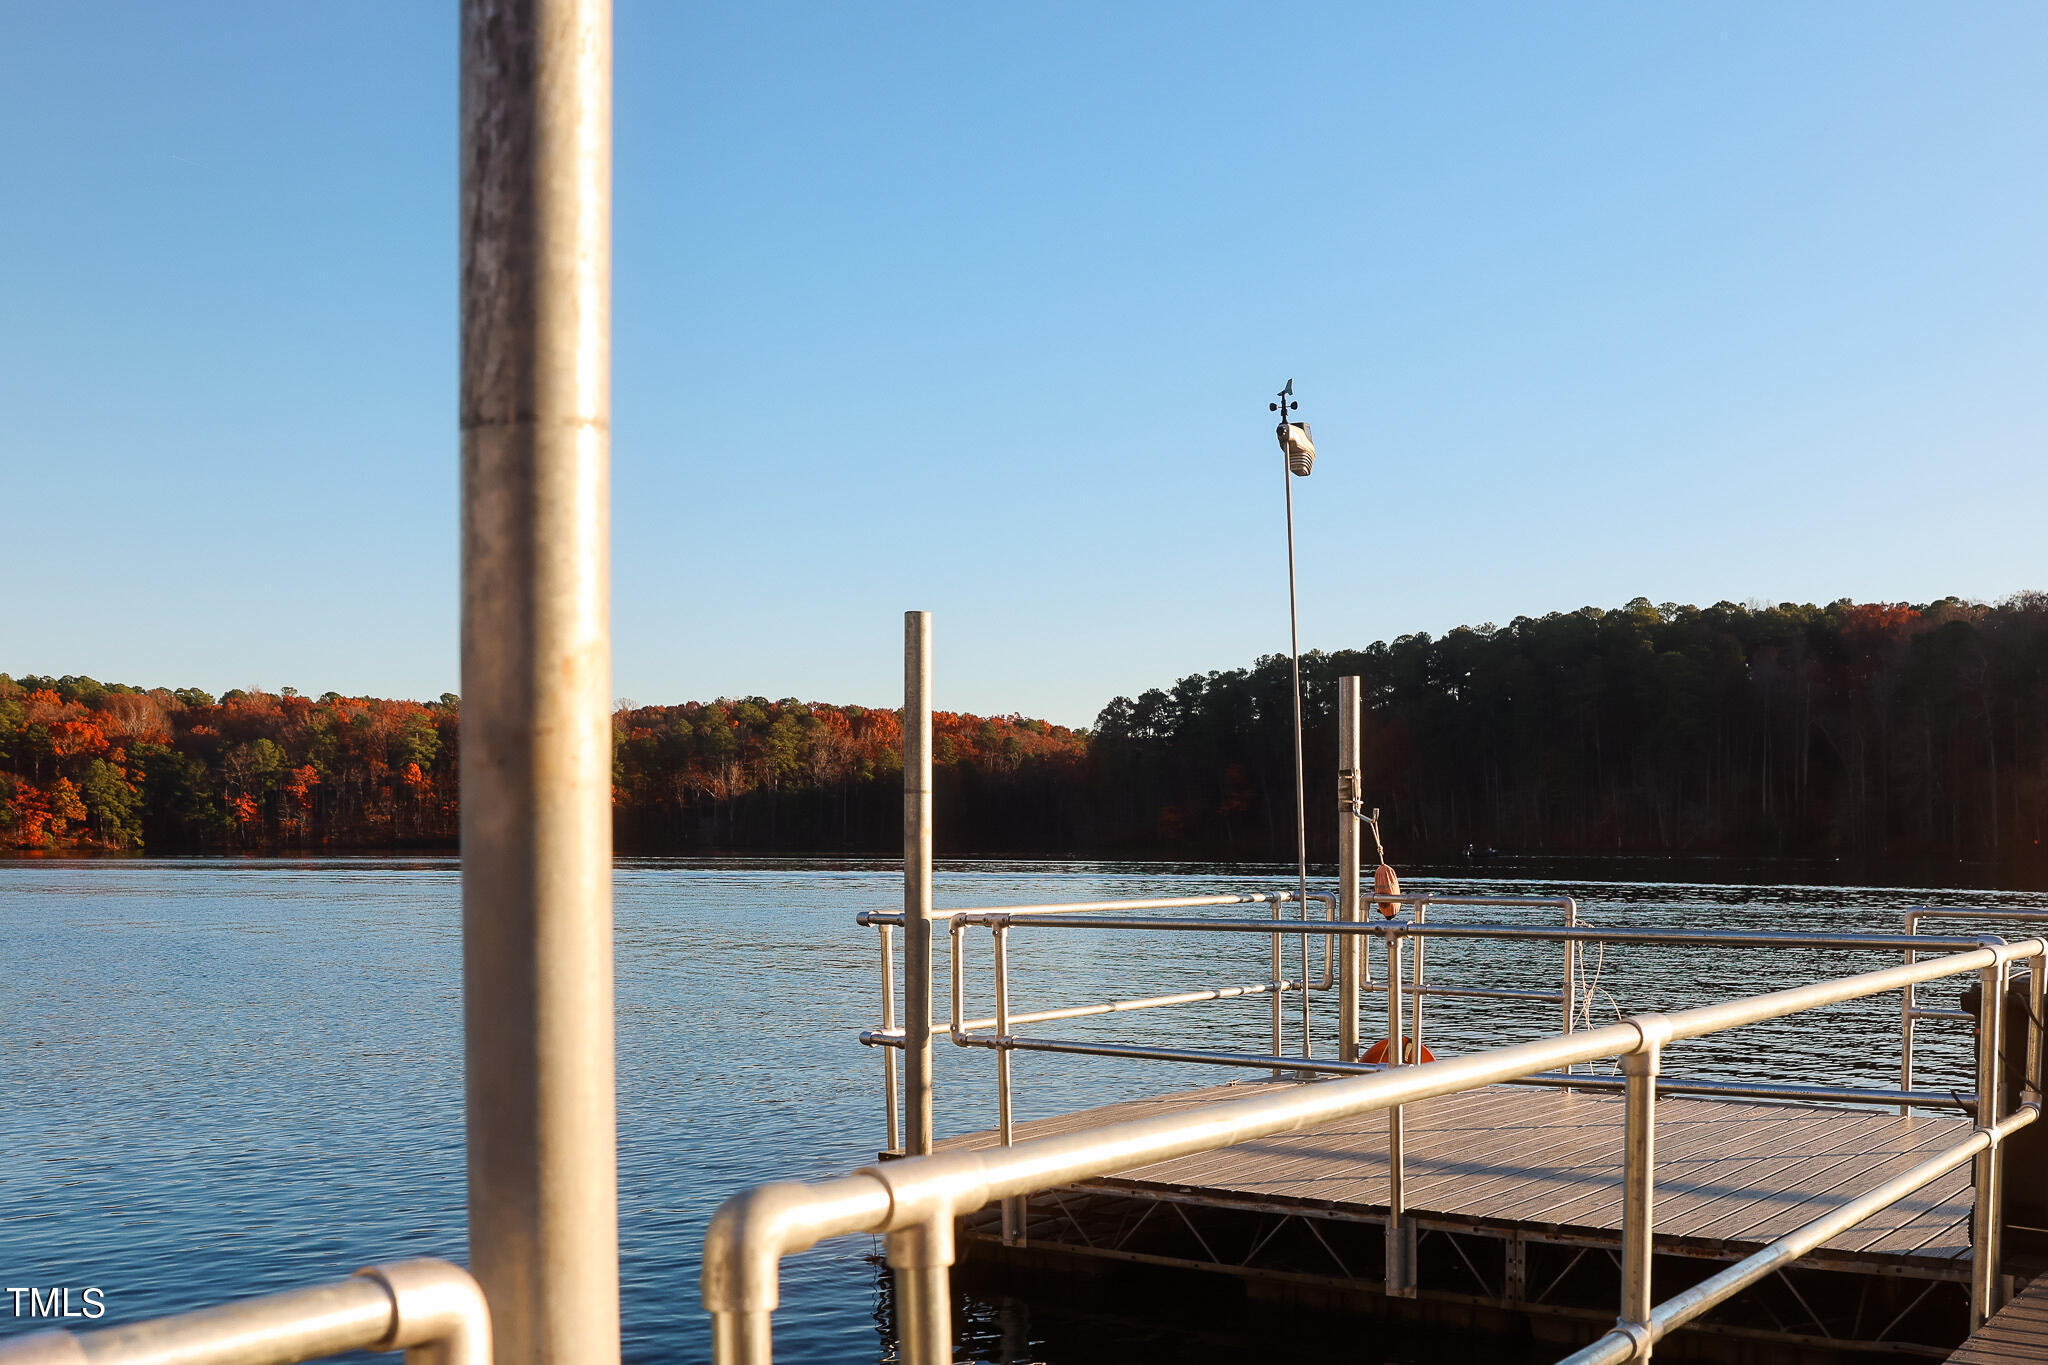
left=1949, top=1274, right=2048, bottom=1362
left=947, top=1079, right=1977, bottom=1271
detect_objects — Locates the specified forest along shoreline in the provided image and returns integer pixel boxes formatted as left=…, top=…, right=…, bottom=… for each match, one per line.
left=6, top=593, right=2048, bottom=887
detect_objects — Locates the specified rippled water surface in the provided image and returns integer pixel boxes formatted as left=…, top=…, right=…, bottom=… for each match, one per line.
left=3, top=859, right=2044, bottom=1361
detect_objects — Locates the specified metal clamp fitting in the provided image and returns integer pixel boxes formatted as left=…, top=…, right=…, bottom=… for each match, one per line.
left=1612, top=1318, right=1656, bottom=1359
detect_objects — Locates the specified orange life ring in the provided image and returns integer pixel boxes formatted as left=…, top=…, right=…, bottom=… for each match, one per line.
left=1374, top=863, right=1403, bottom=918
left=1361, top=1036, right=1435, bottom=1065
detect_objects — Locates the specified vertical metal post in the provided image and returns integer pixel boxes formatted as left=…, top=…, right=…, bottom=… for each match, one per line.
left=2028, top=950, right=2045, bottom=1107
left=1901, top=912, right=1918, bottom=1116
left=1385, top=923, right=1413, bottom=1296
left=1971, top=953, right=2009, bottom=1329
left=1562, top=898, right=1579, bottom=1092
left=1563, top=899, right=1579, bottom=1037
left=1300, top=893, right=1313, bottom=1061
left=886, top=1222, right=953, bottom=1365
left=904, top=612, right=935, bottom=1156
left=1620, top=1043, right=1662, bottom=1355
left=1411, top=907, right=1428, bottom=1056
left=880, top=925, right=901, bottom=1154
left=459, top=3, right=619, bottom=1361
left=1270, top=894, right=1284, bottom=1078
left=1337, top=677, right=1362, bottom=1063
left=1386, top=926, right=1405, bottom=1062
left=994, top=925, right=1023, bottom=1244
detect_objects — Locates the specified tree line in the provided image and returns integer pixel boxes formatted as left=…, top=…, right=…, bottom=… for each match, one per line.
left=1089, top=594, right=2048, bottom=876
left=7, top=593, right=2047, bottom=878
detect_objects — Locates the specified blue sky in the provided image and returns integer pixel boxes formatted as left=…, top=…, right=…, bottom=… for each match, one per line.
left=5, top=4, right=2043, bottom=727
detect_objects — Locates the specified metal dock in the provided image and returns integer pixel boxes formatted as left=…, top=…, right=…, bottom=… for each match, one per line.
left=1949, top=1274, right=2048, bottom=1363
left=697, top=655, right=2048, bottom=1365
left=946, top=1082, right=1988, bottom=1356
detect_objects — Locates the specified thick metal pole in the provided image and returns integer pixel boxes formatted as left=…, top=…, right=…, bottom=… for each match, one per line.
left=1337, top=676, right=1362, bottom=1062
left=1620, top=1044, right=1662, bottom=1356
left=904, top=611, right=935, bottom=1156
left=459, top=3, right=618, bottom=1363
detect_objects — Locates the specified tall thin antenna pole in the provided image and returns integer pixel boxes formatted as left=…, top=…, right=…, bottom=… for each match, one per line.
left=1278, top=382, right=1310, bottom=1061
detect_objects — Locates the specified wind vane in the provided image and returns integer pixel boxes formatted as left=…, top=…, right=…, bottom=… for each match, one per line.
left=1272, top=379, right=1315, bottom=476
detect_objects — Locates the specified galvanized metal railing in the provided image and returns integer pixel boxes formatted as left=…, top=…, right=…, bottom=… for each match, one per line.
left=859, top=889, right=1341, bottom=1153
left=859, top=890, right=1582, bottom=1150
left=1902, top=906, right=2048, bottom=1113
left=0, top=1260, right=489, bottom=1365
left=701, top=935, right=2045, bottom=1364
left=919, top=907, right=2012, bottom=1287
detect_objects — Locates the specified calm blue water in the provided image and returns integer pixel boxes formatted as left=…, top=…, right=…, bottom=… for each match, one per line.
left=2, top=859, right=2042, bottom=1361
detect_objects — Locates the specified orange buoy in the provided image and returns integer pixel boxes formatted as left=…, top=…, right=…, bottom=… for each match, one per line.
left=1361, top=1036, right=1435, bottom=1065
left=1373, top=862, right=1403, bottom=918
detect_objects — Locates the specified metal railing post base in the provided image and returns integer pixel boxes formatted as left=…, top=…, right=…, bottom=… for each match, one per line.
left=1384, top=1216, right=1417, bottom=1299
left=887, top=1221, right=955, bottom=1365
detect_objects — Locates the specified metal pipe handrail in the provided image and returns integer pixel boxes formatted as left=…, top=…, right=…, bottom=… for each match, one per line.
left=1362, top=894, right=1578, bottom=908
left=951, top=1031, right=1980, bottom=1111
left=1363, top=981, right=1564, bottom=1004
left=865, top=976, right=1319, bottom=1043
left=0, top=1259, right=489, bottom=1365
left=704, top=938, right=2044, bottom=1364
left=1901, top=907, right=2048, bottom=1113
left=949, top=914, right=1987, bottom=954
left=859, top=891, right=1332, bottom=929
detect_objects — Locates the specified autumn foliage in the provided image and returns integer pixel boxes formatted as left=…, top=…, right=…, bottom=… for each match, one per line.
left=0, top=679, right=456, bottom=852
left=0, top=675, right=1086, bottom=854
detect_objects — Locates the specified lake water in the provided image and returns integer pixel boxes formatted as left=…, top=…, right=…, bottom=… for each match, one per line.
left=3, top=859, right=2044, bottom=1362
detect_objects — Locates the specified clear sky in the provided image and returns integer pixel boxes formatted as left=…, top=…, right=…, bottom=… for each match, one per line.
left=5, top=4, right=2043, bottom=727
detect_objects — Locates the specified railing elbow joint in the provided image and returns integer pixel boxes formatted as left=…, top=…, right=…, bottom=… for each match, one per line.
left=701, top=1177, right=888, bottom=1316
left=356, top=1259, right=491, bottom=1365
